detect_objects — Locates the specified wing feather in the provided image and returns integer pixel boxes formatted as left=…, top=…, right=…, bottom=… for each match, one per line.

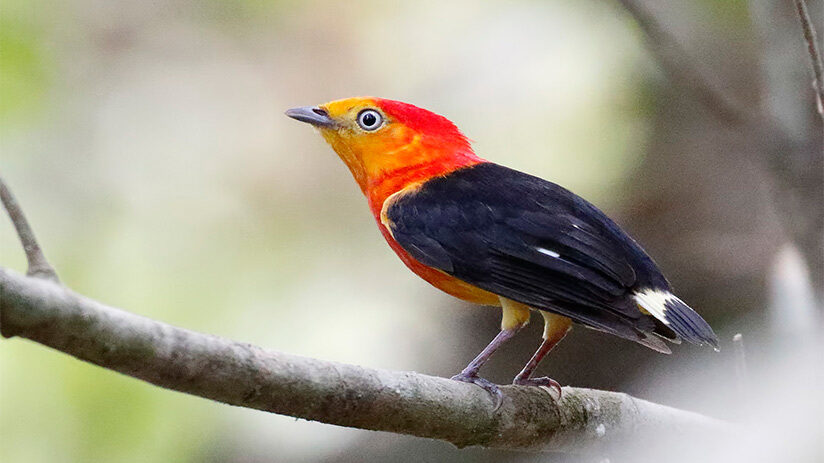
left=385, top=163, right=675, bottom=346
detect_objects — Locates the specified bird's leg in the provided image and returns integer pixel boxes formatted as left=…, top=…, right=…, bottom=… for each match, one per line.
left=513, top=312, right=572, bottom=397
left=451, top=328, right=520, bottom=389
left=451, top=298, right=531, bottom=408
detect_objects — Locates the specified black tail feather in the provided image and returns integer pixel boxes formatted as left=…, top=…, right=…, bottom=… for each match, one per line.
left=662, top=297, right=719, bottom=349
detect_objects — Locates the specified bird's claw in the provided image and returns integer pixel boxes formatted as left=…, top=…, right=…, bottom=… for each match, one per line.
left=513, top=376, right=563, bottom=399
left=451, top=373, right=504, bottom=410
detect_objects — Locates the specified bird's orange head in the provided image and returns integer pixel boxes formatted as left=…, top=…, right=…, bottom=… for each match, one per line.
left=286, top=97, right=484, bottom=205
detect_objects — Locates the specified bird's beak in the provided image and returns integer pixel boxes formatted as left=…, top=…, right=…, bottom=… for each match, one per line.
left=285, top=106, right=338, bottom=128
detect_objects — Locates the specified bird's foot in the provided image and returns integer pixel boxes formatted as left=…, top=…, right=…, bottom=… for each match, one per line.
left=513, top=376, right=562, bottom=399
left=451, top=373, right=503, bottom=410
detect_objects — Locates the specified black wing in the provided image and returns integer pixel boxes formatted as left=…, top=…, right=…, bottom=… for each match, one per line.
left=386, top=163, right=680, bottom=350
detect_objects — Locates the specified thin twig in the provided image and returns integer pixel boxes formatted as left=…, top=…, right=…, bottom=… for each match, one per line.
left=0, top=267, right=731, bottom=454
left=732, top=334, right=747, bottom=384
left=732, top=333, right=748, bottom=413
left=793, top=0, right=824, bottom=124
left=0, top=176, right=59, bottom=282
left=614, top=0, right=748, bottom=126
left=791, top=0, right=824, bottom=300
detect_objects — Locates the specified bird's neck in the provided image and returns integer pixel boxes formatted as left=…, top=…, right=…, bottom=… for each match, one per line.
left=365, top=151, right=485, bottom=214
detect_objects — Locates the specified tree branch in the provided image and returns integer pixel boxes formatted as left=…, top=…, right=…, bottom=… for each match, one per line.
left=0, top=268, right=730, bottom=454
left=0, top=176, right=59, bottom=283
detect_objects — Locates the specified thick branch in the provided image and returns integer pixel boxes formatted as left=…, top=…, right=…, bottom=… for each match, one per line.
left=0, top=176, right=59, bottom=282
left=0, top=268, right=729, bottom=454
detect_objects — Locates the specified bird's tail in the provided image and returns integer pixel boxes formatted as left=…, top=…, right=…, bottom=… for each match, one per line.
left=633, top=288, right=719, bottom=350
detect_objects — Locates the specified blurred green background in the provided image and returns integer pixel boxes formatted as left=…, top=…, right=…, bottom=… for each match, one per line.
left=2, top=0, right=818, bottom=462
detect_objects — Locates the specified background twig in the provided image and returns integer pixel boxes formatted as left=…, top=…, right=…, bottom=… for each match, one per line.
left=617, top=0, right=823, bottom=296
left=0, top=176, right=59, bottom=283
left=614, top=0, right=747, bottom=126
left=793, top=0, right=824, bottom=127
left=791, top=0, right=824, bottom=304
left=732, top=333, right=748, bottom=413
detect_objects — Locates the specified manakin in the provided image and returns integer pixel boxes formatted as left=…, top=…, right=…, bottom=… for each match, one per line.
left=286, top=98, right=718, bottom=403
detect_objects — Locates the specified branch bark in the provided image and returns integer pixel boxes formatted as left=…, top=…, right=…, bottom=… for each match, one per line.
left=0, top=267, right=729, bottom=454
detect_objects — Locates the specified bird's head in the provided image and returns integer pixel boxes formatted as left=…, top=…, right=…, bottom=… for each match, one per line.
left=286, top=97, right=483, bottom=197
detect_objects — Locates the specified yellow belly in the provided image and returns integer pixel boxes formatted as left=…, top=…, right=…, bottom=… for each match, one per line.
left=426, top=271, right=502, bottom=306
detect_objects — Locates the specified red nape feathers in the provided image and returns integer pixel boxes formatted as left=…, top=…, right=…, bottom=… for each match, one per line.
left=374, top=98, right=473, bottom=151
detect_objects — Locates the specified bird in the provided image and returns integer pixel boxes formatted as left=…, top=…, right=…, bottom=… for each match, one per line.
left=286, top=97, right=719, bottom=404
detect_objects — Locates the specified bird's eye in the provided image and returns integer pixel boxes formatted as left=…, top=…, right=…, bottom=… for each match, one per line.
left=357, top=109, right=383, bottom=131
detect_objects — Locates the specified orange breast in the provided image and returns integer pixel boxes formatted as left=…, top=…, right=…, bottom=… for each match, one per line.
left=364, top=157, right=498, bottom=306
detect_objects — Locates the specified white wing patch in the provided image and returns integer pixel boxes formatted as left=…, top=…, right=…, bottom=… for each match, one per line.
left=633, top=288, right=677, bottom=325
left=536, top=247, right=561, bottom=258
